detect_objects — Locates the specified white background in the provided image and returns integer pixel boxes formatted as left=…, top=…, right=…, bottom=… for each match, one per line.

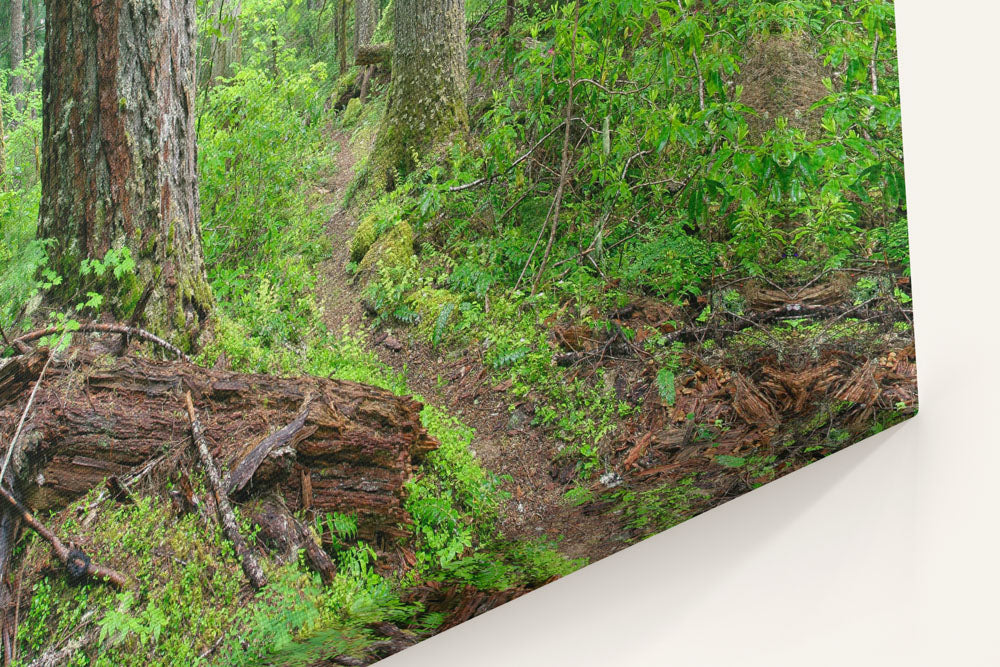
left=382, top=3, right=1000, bottom=665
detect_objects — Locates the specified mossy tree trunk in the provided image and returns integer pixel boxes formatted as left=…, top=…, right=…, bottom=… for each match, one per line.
left=371, top=0, right=468, bottom=185
left=38, top=0, right=213, bottom=349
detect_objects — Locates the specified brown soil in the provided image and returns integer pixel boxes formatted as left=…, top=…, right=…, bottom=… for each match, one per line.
left=314, top=128, right=625, bottom=564
left=315, top=131, right=365, bottom=333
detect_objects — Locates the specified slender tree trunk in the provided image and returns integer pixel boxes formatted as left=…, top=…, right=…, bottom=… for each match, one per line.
left=24, top=0, right=37, bottom=60
left=371, top=0, right=468, bottom=184
left=337, top=0, right=348, bottom=75
left=503, top=0, right=515, bottom=36
left=10, top=0, right=24, bottom=112
left=0, top=95, right=6, bottom=187
left=39, top=0, right=213, bottom=349
left=202, top=0, right=242, bottom=88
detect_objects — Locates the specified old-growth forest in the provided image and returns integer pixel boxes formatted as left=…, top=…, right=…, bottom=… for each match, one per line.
left=0, top=0, right=914, bottom=664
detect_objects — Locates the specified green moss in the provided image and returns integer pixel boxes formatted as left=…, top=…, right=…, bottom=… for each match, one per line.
left=358, top=220, right=414, bottom=274
left=342, top=98, right=363, bottom=127
left=349, top=213, right=380, bottom=262
left=409, top=287, right=460, bottom=341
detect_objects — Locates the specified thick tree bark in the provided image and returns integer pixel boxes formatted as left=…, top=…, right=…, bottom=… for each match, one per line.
left=10, top=0, right=23, bottom=111
left=0, top=348, right=437, bottom=546
left=370, top=0, right=469, bottom=184
left=39, top=0, right=213, bottom=349
left=354, top=0, right=378, bottom=57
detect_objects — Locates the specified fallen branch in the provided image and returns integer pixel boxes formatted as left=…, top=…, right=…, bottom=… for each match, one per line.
left=0, top=484, right=127, bottom=588
left=185, top=392, right=268, bottom=590
left=226, top=394, right=313, bottom=496
left=5, top=322, right=191, bottom=363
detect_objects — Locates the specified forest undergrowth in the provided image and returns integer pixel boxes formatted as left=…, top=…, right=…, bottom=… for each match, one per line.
left=0, top=0, right=915, bottom=664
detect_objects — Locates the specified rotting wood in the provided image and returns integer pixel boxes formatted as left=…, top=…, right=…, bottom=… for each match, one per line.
left=185, top=391, right=268, bottom=590
left=226, top=394, right=314, bottom=497
left=355, top=43, right=391, bottom=66
left=251, top=502, right=336, bottom=584
left=0, top=346, right=437, bottom=553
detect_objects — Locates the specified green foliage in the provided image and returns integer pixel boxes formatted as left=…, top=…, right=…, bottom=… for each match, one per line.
left=198, top=56, right=331, bottom=360
left=613, top=476, right=707, bottom=539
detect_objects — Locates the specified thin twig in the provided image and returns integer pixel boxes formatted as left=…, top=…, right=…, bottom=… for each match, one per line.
left=531, top=5, right=579, bottom=297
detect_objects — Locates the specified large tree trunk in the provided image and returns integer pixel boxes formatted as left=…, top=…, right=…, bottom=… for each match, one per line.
left=39, top=0, right=213, bottom=350
left=9, top=0, right=23, bottom=112
left=354, top=0, right=379, bottom=101
left=0, top=348, right=437, bottom=546
left=354, top=0, right=378, bottom=59
left=370, top=0, right=468, bottom=186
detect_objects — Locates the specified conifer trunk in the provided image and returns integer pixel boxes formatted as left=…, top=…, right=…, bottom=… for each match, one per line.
left=337, top=0, right=348, bottom=74
left=10, top=0, right=24, bottom=111
left=39, top=0, right=212, bottom=349
left=355, top=0, right=379, bottom=101
left=371, top=0, right=468, bottom=184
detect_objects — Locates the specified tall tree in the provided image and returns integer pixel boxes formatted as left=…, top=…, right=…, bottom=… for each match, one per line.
left=354, top=0, right=378, bottom=101
left=39, top=0, right=213, bottom=347
left=336, top=0, right=348, bottom=75
left=370, top=0, right=468, bottom=187
left=9, top=0, right=23, bottom=111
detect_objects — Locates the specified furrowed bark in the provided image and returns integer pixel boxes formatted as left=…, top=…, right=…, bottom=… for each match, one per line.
left=40, top=0, right=213, bottom=348
left=370, top=0, right=469, bottom=184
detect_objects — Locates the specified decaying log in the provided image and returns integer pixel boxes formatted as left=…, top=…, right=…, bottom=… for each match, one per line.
left=251, top=501, right=336, bottom=584
left=226, top=395, right=313, bottom=497
left=185, top=392, right=267, bottom=590
left=0, top=347, right=438, bottom=554
left=355, top=43, right=390, bottom=66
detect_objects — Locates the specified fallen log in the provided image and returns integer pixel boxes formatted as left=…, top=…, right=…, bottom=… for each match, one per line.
left=251, top=500, right=336, bottom=584
left=0, top=347, right=437, bottom=553
left=355, top=43, right=390, bottom=66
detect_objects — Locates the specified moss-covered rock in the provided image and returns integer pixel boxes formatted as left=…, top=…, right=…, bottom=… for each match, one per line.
left=358, top=220, right=414, bottom=274
left=350, top=213, right=380, bottom=263
left=409, top=287, right=461, bottom=342
left=342, top=97, right=363, bottom=127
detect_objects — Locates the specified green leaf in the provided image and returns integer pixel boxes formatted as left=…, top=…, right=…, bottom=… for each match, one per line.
left=656, top=368, right=676, bottom=406
left=715, top=454, right=746, bottom=468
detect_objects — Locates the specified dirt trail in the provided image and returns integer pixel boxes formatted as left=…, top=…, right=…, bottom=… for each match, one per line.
left=315, top=129, right=623, bottom=564
left=315, top=131, right=365, bottom=332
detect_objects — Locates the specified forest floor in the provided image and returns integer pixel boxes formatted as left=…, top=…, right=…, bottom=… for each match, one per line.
left=314, top=130, right=623, bottom=563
